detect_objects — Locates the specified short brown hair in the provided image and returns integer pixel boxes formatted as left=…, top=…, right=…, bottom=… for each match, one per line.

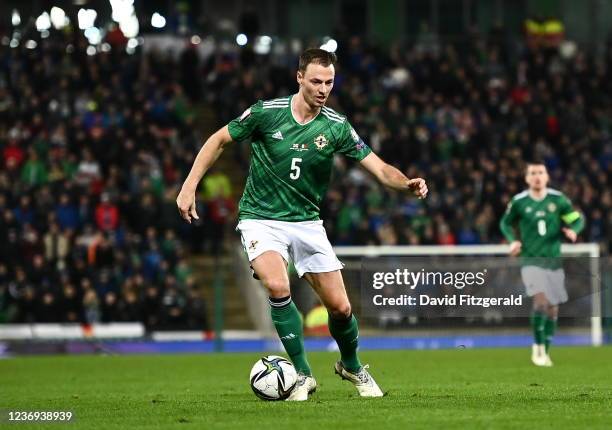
left=525, top=159, right=547, bottom=174
left=298, top=48, right=337, bottom=73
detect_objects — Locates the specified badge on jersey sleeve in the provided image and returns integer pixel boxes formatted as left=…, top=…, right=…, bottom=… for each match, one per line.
left=350, top=126, right=366, bottom=150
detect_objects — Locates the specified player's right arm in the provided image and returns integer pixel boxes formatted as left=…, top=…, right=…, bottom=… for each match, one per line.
left=499, top=198, right=521, bottom=256
left=177, top=101, right=263, bottom=223
left=176, top=126, right=233, bottom=223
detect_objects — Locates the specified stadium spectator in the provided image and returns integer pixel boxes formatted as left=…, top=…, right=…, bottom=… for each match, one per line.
left=94, top=194, right=120, bottom=232
left=0, top=31, right=208, bottom=329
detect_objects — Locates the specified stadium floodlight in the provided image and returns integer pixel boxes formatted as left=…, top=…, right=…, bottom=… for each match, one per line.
left=151, top=12, right=166, bottom=29
left=51, top=7, right=70, bottom=30
left=36, top=12, right=51, bottom=32
left=109, top=0, right=139, bottom=37
left=254, top=35, right=272, bottom=55
left=560, top=40, right=577, bottom=59
left=126, top=37, right=138, bottom=54
left=110, top=0, right=134, bottom=22
left=119, top=15, right=139, bottom=38
left=236, top=33, right=248, bottom=46
left=101, top=43, right=111, bottom=52
left=78, top=9, right=97, bottom=30
left=25, top=40, right=37, bottom=50
left=191, top=35, right=201, bottom=45
left=84, top=27, right=102, bottom=45
left=11, top=9, right=21, bottom=26
left=86, top=46, right=96, bottom=56
left=320, top=38, right=338, bottom=53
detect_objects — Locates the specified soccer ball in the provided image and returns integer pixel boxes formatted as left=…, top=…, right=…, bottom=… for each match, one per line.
left=249, top=355, right=297, bottom=400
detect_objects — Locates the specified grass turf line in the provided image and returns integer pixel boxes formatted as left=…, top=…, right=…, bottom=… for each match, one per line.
left=1, top=347, right=611, bottom=429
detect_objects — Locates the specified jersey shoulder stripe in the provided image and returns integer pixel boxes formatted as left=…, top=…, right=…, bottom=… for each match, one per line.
left=262, top=98, right=289, bottom=109
left=263, top=101, right=289, bottom=106
left=263, top=97, right=290, bottom=105
left=512, top=190, right=529, bottom=201
left=546, top=188, right=563, bottom=196
left=321, top=110, right=345, bottom=123
left=322, top=106, right=345, bottom=121
left=321, top=111, right=345, bottom=123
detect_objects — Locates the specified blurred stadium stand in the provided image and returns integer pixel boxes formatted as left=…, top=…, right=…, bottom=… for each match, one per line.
left=0, top=1, right=609, bottom=341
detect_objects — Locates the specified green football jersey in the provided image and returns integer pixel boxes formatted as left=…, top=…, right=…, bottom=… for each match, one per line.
left=227, top=95, right=372, bottom=222
left=499, top=188, right=584, bottom=267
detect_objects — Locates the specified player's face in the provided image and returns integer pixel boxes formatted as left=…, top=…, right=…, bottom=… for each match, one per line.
left=525, top=164, right=549, bottom=191
left=297, top=63, right=335, bottom=108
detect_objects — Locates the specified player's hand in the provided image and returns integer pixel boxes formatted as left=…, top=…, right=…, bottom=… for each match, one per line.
left=509, top=241, right=522, bottom=256
left=562, top=228, right=577, bottom=243
left=407, top=178, right=428, bottom=199
left=176, top=188, right=199, bottom=224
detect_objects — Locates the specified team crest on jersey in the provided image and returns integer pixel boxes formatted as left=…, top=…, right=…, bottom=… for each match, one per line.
left=548, top=203, right=557, bottom=212
left=291, top=143, right=309, bottom=152
left=314, top=134, right=328, bottom=150
left=525, top=207, right=532, bottom=213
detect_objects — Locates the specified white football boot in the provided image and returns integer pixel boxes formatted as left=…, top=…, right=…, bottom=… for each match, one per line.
left=286, top=374, right=317, bottom=401
left=334, top=361, right=384, bottom=397
left=531, top=344, right=548, bottom=367
left=543, top=354, right=554, bottom=367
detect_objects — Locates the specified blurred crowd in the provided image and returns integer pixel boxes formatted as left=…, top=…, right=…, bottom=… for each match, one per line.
left=1, top=26, right=610, bottom=325
left=208, top=32, right=610, bottom=251
left=0, top=33, right=210, bottom=327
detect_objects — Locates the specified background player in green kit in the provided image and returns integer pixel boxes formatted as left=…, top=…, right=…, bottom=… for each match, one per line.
left=176, top=49, right=428, bottom=400
left=500, top=161, right=584, bottom=367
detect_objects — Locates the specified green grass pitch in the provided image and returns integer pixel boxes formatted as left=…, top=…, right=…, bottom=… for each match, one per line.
left=1, top=347, right=611, bottom=429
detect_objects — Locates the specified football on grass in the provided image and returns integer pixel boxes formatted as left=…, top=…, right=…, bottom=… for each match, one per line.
left=249, top=355, right=297, bottom=400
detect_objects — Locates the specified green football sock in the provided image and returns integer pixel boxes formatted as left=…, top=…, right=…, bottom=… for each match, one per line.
left=544, top=317, right=557, bottom=353
left=531, top=311, right=546, bottom=345
left=270, top=297, right=311, bottom=376
left=328, top=313, right=362, bottom=373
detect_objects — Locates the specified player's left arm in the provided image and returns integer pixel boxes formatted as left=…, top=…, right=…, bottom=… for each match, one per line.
left=559, top=196, right=585, bottom=242
left=360, top=152, right=428, bottom=198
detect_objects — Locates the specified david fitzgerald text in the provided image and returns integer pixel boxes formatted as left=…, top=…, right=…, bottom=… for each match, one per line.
left=373, top=294, right=523, bottom=308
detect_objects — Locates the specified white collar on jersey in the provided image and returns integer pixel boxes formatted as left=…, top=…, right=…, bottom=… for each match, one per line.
left=290, top=94, right=321, bottom=126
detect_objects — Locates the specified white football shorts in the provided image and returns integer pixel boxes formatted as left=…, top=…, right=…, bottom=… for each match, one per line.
left=236, top=219, right=344, bottom=277
left=520, top=265, right=568, bottom=305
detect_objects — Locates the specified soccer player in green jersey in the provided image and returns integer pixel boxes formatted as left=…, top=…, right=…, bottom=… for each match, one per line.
left=500, top=161, right=584, bottom=367
left=177, top=48, right=428, bottom=400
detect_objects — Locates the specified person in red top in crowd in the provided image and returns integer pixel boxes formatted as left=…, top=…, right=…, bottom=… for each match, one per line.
left=95, top=193, right=119, bottom=232
left=3, top=138, right=25, bottom=168
left=436, top=222, right=456, bottom=245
